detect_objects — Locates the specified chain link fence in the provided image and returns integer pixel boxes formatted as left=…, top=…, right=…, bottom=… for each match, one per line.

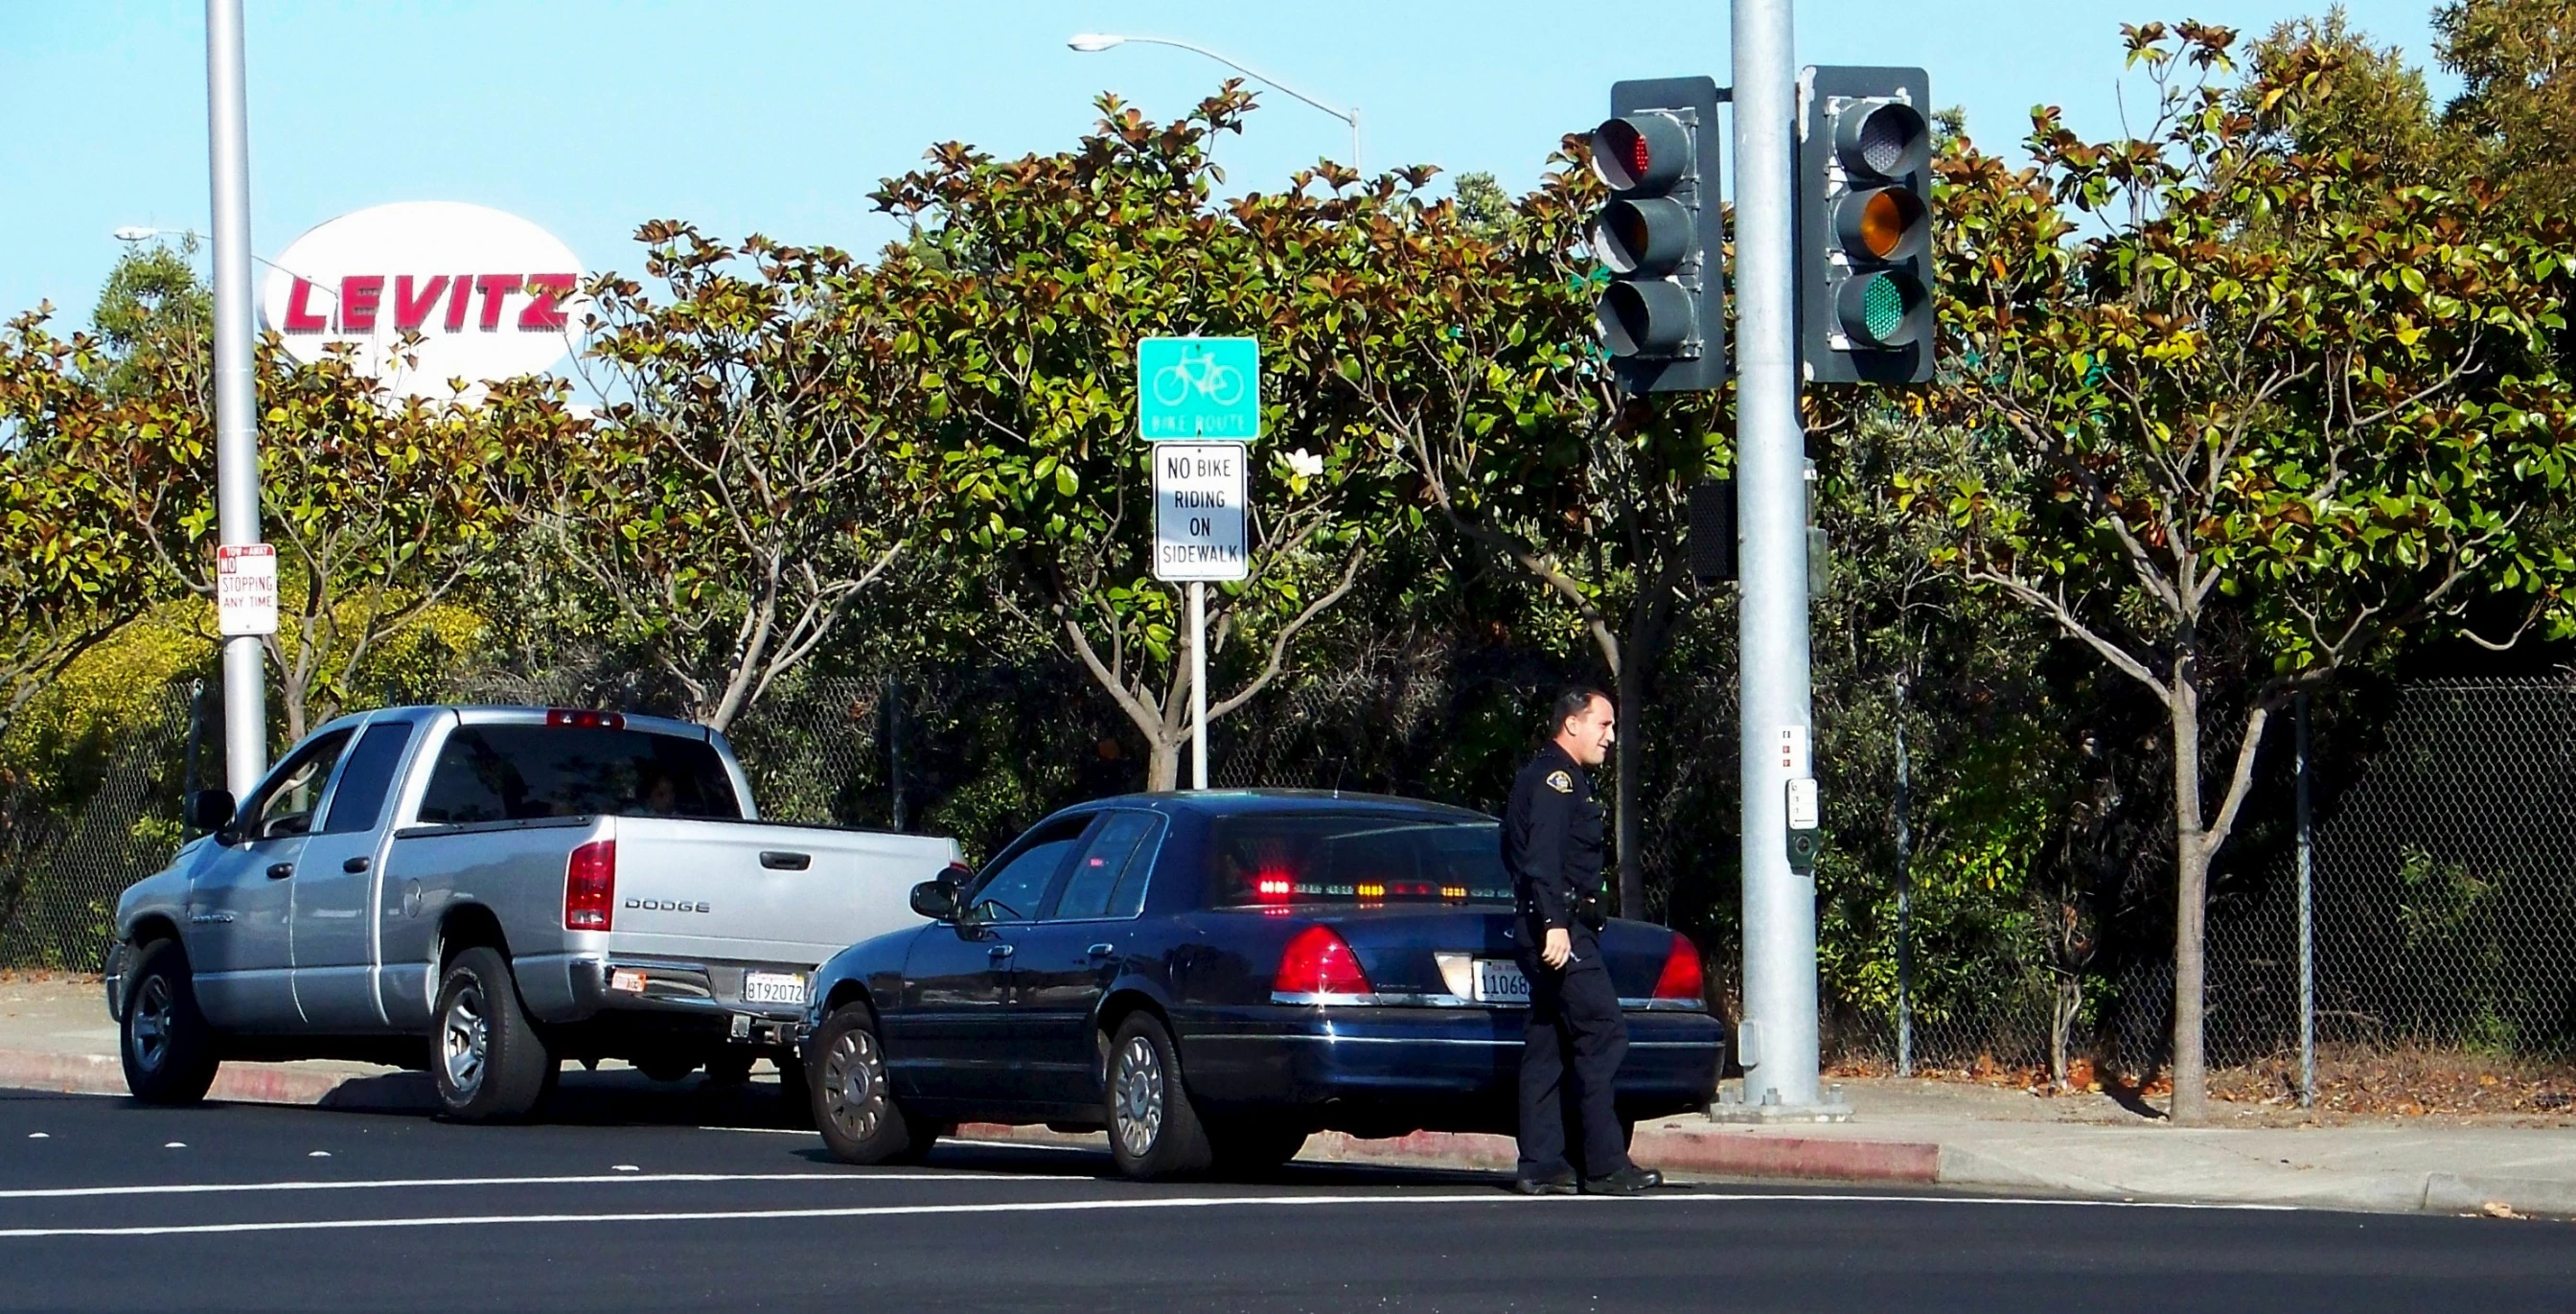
left=13, top=671, right=2576, bottom=1089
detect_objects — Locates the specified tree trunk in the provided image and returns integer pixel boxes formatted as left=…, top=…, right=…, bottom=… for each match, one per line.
left=1145, top=735, right=1181, bottom=793
left=1613, top=653, right=1646, bottom=919
left=2169, top=667, right=2209, bottom=1124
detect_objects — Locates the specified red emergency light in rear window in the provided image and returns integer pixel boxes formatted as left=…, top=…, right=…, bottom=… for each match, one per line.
left=564, top=839, right=616, bottom=931
left=1653, top=932, right=1705, bottom=1003
left=545, top=708, right=626, bottom=730
left=1274, top=925, right=1371, bottom=997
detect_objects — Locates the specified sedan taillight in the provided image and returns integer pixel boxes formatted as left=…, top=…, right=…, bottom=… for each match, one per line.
left=1653, top=932, right=1704, bottom=1003
left=564, top=840, right=616, bottom=932
left=1275, top=925, right=1371, bottom=996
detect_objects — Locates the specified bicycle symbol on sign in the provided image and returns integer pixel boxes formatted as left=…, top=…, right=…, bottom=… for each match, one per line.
left=1151, top=344, right=1248, bottom=409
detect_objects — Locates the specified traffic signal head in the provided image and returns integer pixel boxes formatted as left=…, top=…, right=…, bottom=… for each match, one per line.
left=1799, top=68, right=1935, bottom=383
left=1589, top=78, right=1725, bottom=394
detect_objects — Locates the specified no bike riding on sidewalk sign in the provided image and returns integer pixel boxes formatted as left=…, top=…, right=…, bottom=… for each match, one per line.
left=1152, top=443, right=1249, bottom=584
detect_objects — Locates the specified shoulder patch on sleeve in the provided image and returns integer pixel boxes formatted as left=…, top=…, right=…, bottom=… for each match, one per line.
left=1545, top=770, right=1574, bottom=794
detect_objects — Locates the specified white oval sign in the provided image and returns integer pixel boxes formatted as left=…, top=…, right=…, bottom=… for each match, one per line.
left=260, top=201, right=586, bottom=401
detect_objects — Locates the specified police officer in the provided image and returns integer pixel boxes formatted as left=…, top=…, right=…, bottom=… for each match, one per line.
left=1504, top=685, right=1663, bottom=1197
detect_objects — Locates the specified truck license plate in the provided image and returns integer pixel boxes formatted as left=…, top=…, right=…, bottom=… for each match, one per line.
left=742, top=971, right=806, bottom=1006
left=1474, top=959, right=1530, bottom=1004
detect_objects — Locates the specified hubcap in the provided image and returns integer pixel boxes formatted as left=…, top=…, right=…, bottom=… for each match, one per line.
left=129, top=976, right=172, bottom=1072
left=442, top=983, right=489, bottom=1097
left=1113, top=1034, right=1164, bottom=1159
left=822, top=1026, right=886, bottom=1144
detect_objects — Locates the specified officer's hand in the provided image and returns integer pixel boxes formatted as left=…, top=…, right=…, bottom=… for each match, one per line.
left=1542, top=928, right=1573, bottom=969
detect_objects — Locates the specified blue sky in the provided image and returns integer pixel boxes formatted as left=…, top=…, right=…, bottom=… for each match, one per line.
left=0, top=1, right=2454, bottom=328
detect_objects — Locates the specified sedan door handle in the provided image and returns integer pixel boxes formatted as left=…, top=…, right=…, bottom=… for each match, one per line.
left=988, top=943, right=1015, bottom=959
left=342, top=856, right=371, bottom=874
left=759, top=851, right=811, bottom=871
left=265, top=863, right=294, bottom=881
left=1087, top=943, right=1115, bottom=958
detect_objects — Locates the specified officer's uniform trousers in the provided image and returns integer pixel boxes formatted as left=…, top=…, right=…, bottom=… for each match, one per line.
left=1514, top=920, right=1632, bottom=1179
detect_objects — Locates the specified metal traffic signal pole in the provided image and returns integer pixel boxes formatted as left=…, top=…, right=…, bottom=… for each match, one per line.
left=205, top=0, right=269, bottom=794
left=1728, top=0, right=1832, bottom=1115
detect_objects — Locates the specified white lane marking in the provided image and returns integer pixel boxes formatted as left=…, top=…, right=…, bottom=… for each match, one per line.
left=25, top=1134, right=46, bottom=1140
left=0, top=1190, right=2301, bottom=1239
left=162, top=1142, right=184, bottom=1149
left=308, top=1151, right=329, bottom=1158
left=611, top=1165, right=639, bottom=1173
left=0, top=1171, right=1009, bottom=1201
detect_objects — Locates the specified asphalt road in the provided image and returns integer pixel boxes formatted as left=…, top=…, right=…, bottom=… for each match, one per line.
left=3, top=1077, right=2572, bottom=1314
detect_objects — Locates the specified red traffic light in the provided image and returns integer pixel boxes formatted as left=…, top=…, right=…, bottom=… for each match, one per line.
left=1590, top=112, right=1690, bottom=194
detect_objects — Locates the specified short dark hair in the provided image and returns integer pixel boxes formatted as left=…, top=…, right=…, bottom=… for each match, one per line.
left=1548, top=685, right=1613, bottom=738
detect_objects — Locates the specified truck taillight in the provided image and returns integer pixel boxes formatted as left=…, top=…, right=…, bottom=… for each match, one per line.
left=564, top=840, right=616, bottom=932
left=1274, top=925, right=1370, bottom=996
left=1653, top=932, right=1704, bottom=1003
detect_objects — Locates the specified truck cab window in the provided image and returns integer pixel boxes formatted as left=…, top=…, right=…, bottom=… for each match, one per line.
left=248, top=731, right=354, bottom=841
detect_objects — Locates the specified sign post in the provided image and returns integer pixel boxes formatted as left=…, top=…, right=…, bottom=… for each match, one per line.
left=1150, top=442, right=1250, bottom=790
left=1139, top=335, right=1259, bottom=792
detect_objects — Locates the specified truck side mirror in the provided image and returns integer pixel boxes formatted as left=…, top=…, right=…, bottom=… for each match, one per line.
left=908, top=880, right=958, bottom=922
left=187, top=789, right=238, bottom=841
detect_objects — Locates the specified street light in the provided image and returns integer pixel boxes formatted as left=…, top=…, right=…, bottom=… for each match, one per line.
left=1066, top=33, right=1362, bottom=175
left=113, top=226, right=322, bottom=289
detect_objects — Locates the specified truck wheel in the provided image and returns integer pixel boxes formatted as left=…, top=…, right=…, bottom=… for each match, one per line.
left=431, top=947, right=553, bottom=1123
left=120, top=939, right=219, bottom=1105
left=1106, top=1013, right=1212, bottom=1180
left=811, top=1003, right=934, bottom=1164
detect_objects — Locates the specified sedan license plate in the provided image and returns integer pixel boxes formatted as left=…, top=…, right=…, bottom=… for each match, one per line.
left=1474, top=959, right=1531, bottom=1004
left=742, top=971, right=806, bottom=1006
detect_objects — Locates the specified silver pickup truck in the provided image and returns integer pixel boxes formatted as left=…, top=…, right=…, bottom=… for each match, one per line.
left=103, top=705, right=959, bottom=1121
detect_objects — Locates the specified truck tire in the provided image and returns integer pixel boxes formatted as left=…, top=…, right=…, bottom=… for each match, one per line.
left=431, top=947, right=554, bottom=1122
left=811, top=1003, right=934, bottom=1164
left=120, top=939, right=219, bottom=1106
left=1106, top=1013, right=1213, bottom=1180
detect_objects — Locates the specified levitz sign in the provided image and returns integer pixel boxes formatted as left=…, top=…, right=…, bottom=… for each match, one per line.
left=261, top=201, right=586, bottom=401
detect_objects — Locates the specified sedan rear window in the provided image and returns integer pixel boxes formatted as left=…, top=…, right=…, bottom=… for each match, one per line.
left=1208, top=812, right=1513, bottom=908
left=416, top=725, right=741, bottom=824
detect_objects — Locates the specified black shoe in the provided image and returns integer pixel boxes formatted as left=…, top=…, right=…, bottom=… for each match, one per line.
left=1583, top=1165, right=1665, bottom=1196
left=1510, top=1168, right=1579, bottom=1196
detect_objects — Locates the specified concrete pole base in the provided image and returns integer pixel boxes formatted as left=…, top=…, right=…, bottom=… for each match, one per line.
left=1708, top=1080, right=1855, bottom=1123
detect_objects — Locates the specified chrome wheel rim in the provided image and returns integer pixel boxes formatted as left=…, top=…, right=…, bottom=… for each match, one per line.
left=822, top=1026, right=886, bottom=1144
left=441, top=983, right=489, bottom=1097
left=129, top=975, right=172, bottom=1072
left=1112, top=1035, right=1164, bottom=1159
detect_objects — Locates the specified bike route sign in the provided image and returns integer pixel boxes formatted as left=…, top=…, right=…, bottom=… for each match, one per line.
left=1138, top=336, right=1259, bottom=441
left=1151, top=442, right=1250, bottom=582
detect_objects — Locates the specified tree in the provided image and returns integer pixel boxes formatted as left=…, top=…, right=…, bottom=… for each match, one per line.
left=1914, top=21, right=2576, bottom=1119
left=0, top=311, right=160, bottom=742
left=549, top=225, right=922, bottom=732
left=2438, top=0, right=2576, bottom=216
left=1320, top=137, right=1722, bottom=917
left=869, top=87, right=1396, bottom=792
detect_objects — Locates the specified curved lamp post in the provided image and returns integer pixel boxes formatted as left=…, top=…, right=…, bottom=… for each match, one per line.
left=1067, top=33, right=1361, bottom=175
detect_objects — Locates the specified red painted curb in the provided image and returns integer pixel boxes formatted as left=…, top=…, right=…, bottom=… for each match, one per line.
left=952, top=1118, right=1942, bottom=1185
left=0, top=1048, right=350, bottom=1107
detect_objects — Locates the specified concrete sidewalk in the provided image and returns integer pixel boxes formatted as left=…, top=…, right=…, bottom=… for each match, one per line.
left=9, top=975, right=2575, bottom=1218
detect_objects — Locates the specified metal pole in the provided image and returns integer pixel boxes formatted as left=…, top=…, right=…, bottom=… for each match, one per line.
left=1732, top=0, right=1824, bottom=1111
left=1350, top=107, right=1363, bottom=177
left=179, top=680, right=207, bottom=839
left=2297, top=691, right=2314, bottom=1108
left=1188, top=582, right=1209, bottom=790
left=206, top=0, right=267, bottom=795
left=1894, top=674, right=1914, bottom=1078
left=886, top=674, right=906, bottom=832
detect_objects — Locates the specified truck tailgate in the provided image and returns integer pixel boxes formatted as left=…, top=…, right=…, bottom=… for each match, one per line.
left=601, top=818, right=954, bottom=966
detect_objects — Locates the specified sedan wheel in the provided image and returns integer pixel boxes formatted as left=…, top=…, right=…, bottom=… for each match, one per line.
left=809, top=1003, right=935, bottom=1165
left=1104, top=1014, right=1211, bottom=1180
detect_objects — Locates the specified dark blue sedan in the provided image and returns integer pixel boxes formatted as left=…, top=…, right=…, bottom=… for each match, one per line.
left=798, top=790, right=1724, bottom=1180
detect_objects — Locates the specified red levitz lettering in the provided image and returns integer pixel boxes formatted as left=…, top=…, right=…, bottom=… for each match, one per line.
left=280, top=272, right=578, bottom=334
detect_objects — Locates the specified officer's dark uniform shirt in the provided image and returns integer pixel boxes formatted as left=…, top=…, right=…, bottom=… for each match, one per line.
left=1503, top=741, right=1607, bottom=934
